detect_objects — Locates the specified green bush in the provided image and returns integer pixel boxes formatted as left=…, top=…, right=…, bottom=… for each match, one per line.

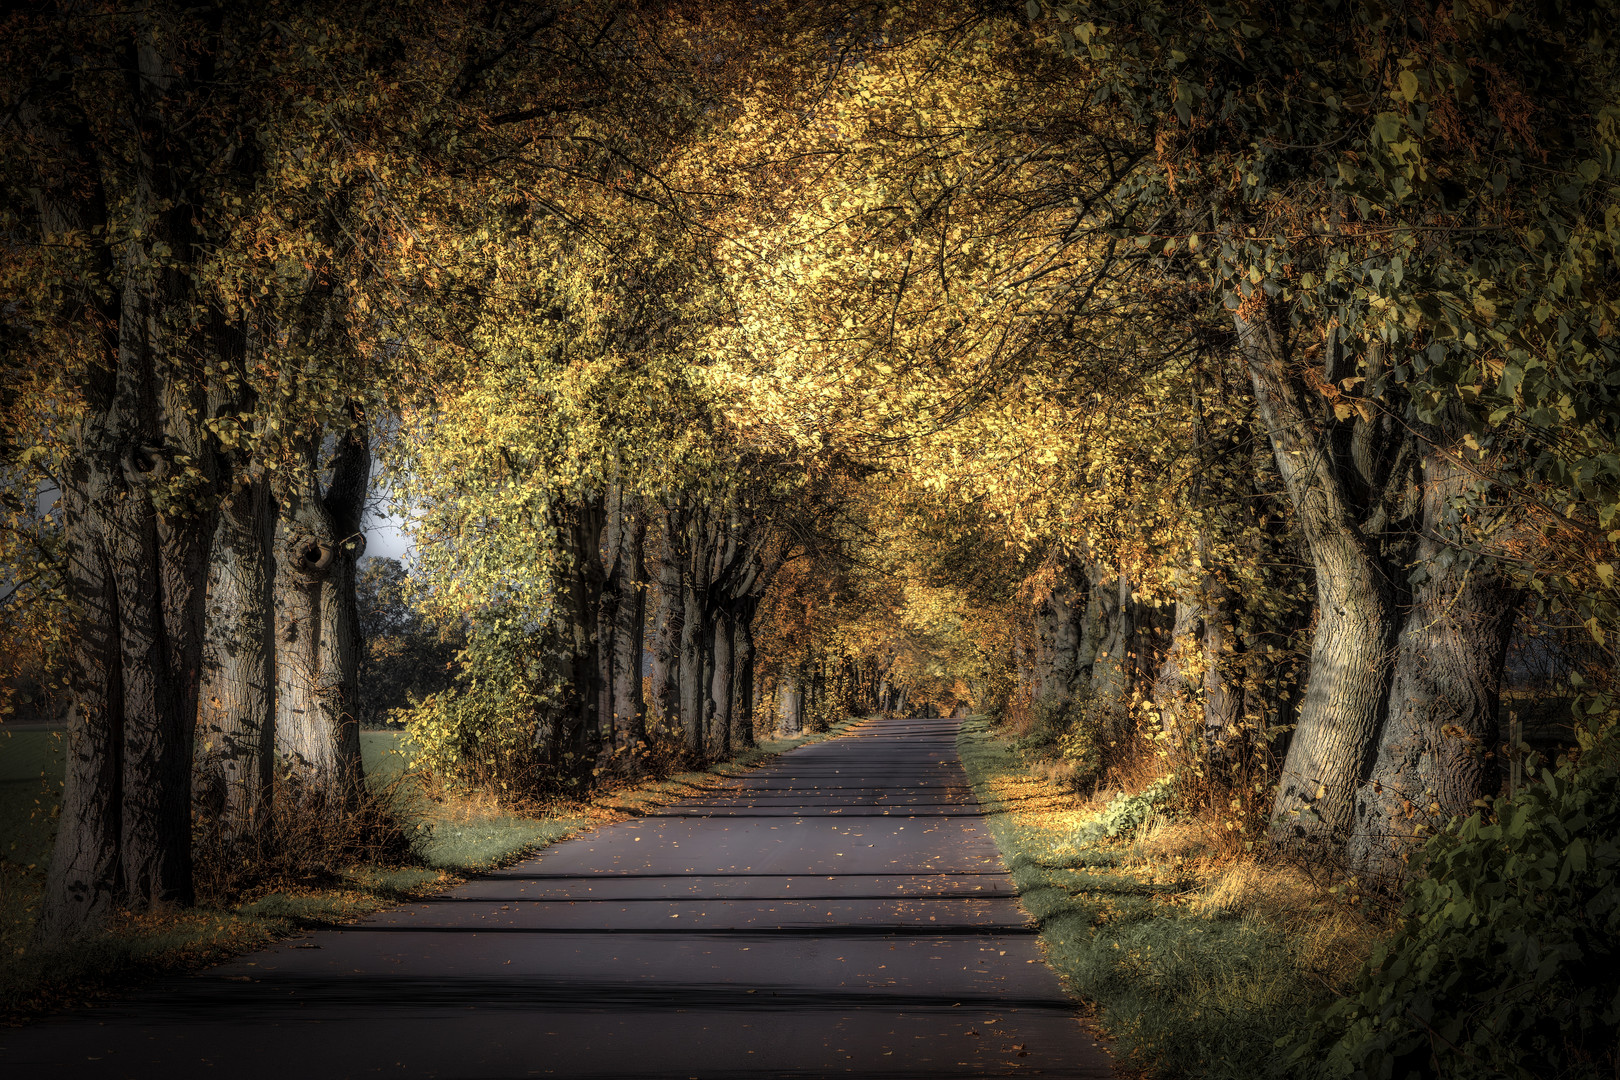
left=1296, top=757, right=1620, bottom=1080
left=404, top=617, right=576, bottom=795
left=1079, top=775, right=1177, bottom=842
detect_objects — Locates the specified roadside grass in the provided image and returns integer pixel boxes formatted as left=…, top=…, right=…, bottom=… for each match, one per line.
left=0, top=716, right=858, bottom=1022
left=957, top=716, right=1387, bottom=1080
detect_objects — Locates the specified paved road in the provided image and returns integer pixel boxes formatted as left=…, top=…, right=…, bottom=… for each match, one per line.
left=2, top=717, right=1112, bottom=1079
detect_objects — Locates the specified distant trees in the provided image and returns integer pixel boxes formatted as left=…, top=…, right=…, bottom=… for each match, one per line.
left=353, top=558, right=462, bottom=729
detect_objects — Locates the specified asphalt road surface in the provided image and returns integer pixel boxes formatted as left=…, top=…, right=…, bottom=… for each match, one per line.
left=2, top=716, right=1113, bottom=1079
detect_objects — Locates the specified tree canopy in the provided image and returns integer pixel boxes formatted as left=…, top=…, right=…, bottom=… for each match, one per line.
left=3, top=9, right=1618, bottom=1036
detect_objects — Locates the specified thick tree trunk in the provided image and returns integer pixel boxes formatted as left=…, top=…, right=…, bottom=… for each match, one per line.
left=273, top=419, right=369, bottom=805
left=1241, top=314, right=1406, bottom=847
left=1090, top=573, right=1138, bottom=706
left=1196, top=534, right=1245, bottom=750
left=1347, top=445, right=1520, bottom=881
left=1035, top=559, right=1088, bottom=722
left=560, top=496, right=606, bottom=777
left=1152, top=594, right=1203, bottom=739
left=40, top=74, right=220, bottom=936
left=195, top=474, right=275, bottom=835
left=599, top=484, right=647, bottom=758
left=610, top=513, right=647, bottom=753
left=43, top=506, right=126, bottom=941
left=650, top=516, right=683, bottom=730
left=1274, top=544, right=1396, bottom=842
left=598, top=491, right=624, bottom=756
left=1075, top=567, right=1109, bottom=691
left=679, top=566, right=707, bottom=763
left=778, top=677, right=803, bottom=736
left=734, top=603, right=758, bottom=748
left=707, top=613, right=734, bottom=761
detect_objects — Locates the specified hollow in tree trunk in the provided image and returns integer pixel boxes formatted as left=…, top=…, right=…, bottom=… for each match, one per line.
left=273, top=417, right=369, bottom=807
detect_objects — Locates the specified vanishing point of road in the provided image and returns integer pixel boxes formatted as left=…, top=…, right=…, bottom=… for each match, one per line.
left=2, top=716, right=1114, bottom=1079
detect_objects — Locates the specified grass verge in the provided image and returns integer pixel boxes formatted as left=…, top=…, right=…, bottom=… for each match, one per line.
left=0, top=717, right=858, bottom=1023
left=956, top=716, right=1387, bottom=1080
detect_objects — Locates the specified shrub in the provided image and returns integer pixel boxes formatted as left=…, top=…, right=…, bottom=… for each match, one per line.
left=1013, top=690, right=1140, bottom=793
left=404, top=618, right=575, bottom=796
left=191, top=776, right=418, bottom=902
left=1080, top=775, right=1177, bottom=842
left=1295, top=756, right=1620, bottom=1080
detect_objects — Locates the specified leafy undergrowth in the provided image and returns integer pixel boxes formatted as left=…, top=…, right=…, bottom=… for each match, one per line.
left=0, top=718, right=857, bottom=1023
left=957, top=717, right=1387, bottom=1080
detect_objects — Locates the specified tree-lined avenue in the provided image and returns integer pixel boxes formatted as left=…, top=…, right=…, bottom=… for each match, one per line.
left=0, top=717, right=1112, bottom=1079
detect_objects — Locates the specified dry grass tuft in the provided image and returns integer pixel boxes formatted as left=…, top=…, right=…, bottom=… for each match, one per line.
left=958, top=715, right=1393, bottom=1079
left=192, top=777, right=418, bottom=904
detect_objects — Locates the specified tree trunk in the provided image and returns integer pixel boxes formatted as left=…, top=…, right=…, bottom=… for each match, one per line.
left=778, top=676, right=803, bottom=736
left=610, top=510, right=647, bottom=753
left=1192, top=529, right=1245, bottom=752
left=707, top=613, right=734, bottom=761
left=559, top=496, right=606, bottom=778
left=1075, top=567, right=1108, bottom=691
left=1241, top=314, right=1407, bottom=847
left=679, top=560, right=707, bottom=763
left=40, top=60, right=221, bottom=936
left=195, top=472, right=275, bottom=836
left=1152, top=594, right=1203, bottom=739
left=1347, top=444, right=1520, bottom=881
left=650, top=514, right=683, bottom=730
left=734, top=603, right=758, bottom=748
left=1035, top=558, right=1088, bottom=724
left=273, top=417, right=369, bottom=806
left=1090, top=573, right=1138, bottom=706
left=598, top=488, right=624, bottom=757
left=1201, top=598, right=1244, bottom=751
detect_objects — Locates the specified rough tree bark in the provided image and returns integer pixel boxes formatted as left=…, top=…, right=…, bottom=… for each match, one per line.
left=676, top=501, right=711, bottom=763
left=1194, top=530, right=1246, bottom=750
left=273, top=415, right=370, bottom=806
left=194, top=316, right=274, bottom=836
left=1090, top=572, right=1140, bottom=707
left=273, top=435, right=367, bottom=802
left=553, top=495, right=606, bottom=778
left=610, top=504, right=647, bottom=753
left=1152, top=594, right=1203, bottom=739
left=599, top=483, right=647, bottom=758
left=733, top=600, right=759, bottom=748
left=707, top=611, right=735, bottom=761
left=1347, top=440, right=1520, bottom=881
left=1035, top=557, right=1088, bottom=723
left=39, top=36, right=224, bottom=937
left=1239, top=313, right=1416, bottom=848
left=195, top=464, right=275, bottom=836
left=649, top=510, right=683, bottom=729
left=778, top=676, right=803, bottom=736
